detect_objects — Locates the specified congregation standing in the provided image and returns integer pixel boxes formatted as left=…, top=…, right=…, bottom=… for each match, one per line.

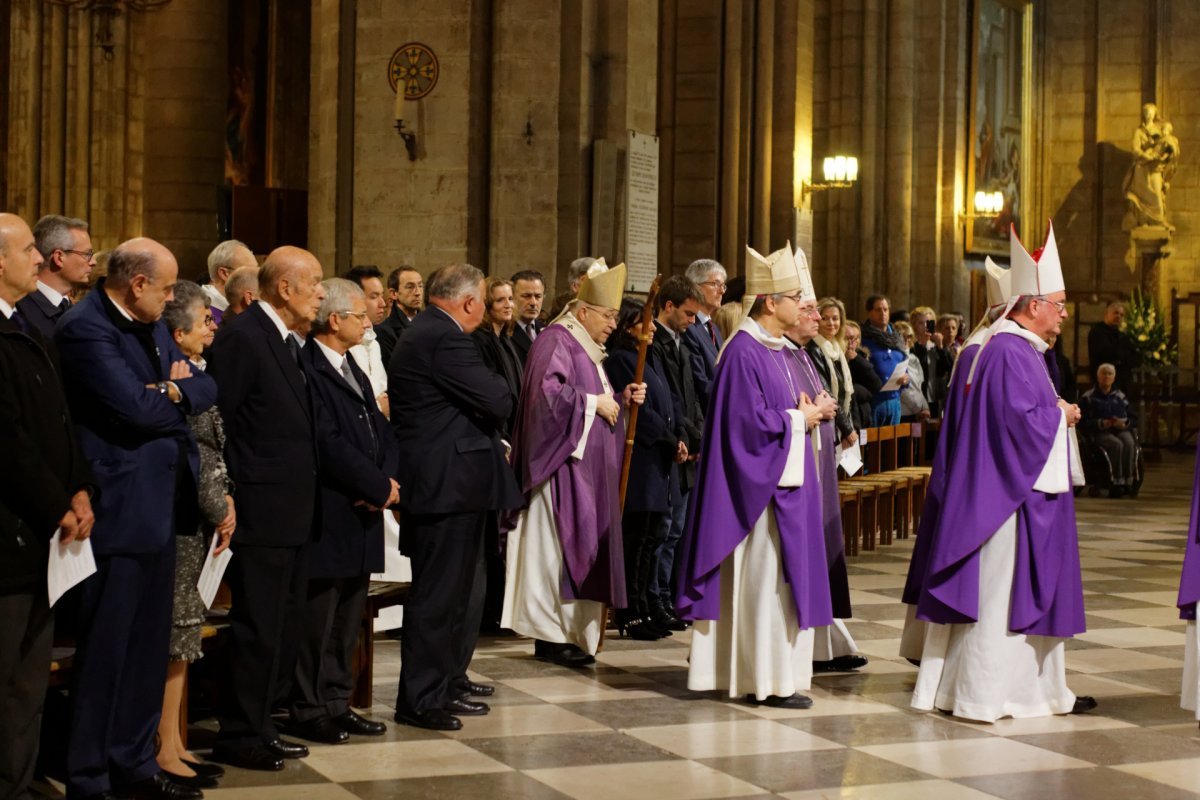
left=3, top=208, right=1200, bottom=800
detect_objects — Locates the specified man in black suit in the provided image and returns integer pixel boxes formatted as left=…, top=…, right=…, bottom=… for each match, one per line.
left=510, top=269, right=546, bottom=365
left=1088, top=301, right=1140, bottom=392
left=208, top=247, right=326, bottom=771
left=387, top=264, right=522, bottom=731
left=290, top=278, right=399, bottom=744
left=15, top=214, right=95, bottom=339
left=681, top=258, right=727, bottom=407
left=0, top=213, right=95, bottom=800
left=374, top=265, right=422, bottom=364
left=56, top=237, right=216, bottom=800
left=649, top=276, right=705, bottom=628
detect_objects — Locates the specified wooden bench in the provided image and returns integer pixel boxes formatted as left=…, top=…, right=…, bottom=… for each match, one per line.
left=350, top=580, right=411, bottom=709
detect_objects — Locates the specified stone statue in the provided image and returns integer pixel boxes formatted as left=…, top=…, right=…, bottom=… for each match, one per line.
left=1123, top=102, right=1178, bottom=231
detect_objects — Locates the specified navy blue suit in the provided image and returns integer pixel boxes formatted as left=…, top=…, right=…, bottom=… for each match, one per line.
left=15, top=287, right=69, bottom=340
left=683, top=316, right=722, bottom=409
left=55, top=283, right=216, bottom=798
left=292, top=340, right=399, bottom=723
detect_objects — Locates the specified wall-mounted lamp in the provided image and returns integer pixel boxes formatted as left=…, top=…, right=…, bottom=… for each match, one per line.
left=800, top=155, right=859, bottom=205
left=43, top=0, right=174, bottom=62
left=961, top=190, right=1005, bottom=220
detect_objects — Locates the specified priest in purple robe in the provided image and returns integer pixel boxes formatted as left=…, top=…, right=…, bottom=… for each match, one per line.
left=502, top=261, right=645, bottom=668
left=1178, top=436, right=1200, bottom=725
left=675, top=243, right=834, bottom=709
left=912, top=222, right=1094, bottom=722
left=783, top=248, right=868, bottom=673
left=899, top=259, right=1011, bottom=662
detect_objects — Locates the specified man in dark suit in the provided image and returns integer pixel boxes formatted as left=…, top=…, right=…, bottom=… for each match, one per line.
left=681, top=258, right=727, bottom=407
left=387, top=264, right=522, bottom=731
left=290, top=278, right=399, bottom=744
left=1087, top=301, right=1140, bottom=392
left=649, top=276, right=705, bottom=628
left=56, top=237, right=216, bottom=800
left=208, top=247, right=326, bottom=771
left=15, top=214, right=95, bottom=339
left=509, top=269, right=546, bottom=365
left=374, top=265, right=422, bottom=364
left=0, top=213, right=95, bottom=800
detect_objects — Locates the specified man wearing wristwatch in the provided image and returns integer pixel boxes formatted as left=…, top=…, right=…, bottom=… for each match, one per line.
left=55, top=237, right=217, bottom=800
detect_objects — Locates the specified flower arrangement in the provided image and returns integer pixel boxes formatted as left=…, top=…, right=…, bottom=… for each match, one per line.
left=1122, top=288, right=1177, bottom=371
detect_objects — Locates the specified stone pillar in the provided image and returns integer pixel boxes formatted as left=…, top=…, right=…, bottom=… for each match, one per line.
left=885, top=0, right=914, bottom=303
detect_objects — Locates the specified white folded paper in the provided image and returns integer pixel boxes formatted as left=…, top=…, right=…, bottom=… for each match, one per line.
left=47, top=528, right=97, bottom=607
left=838, top=438, right=864, bottom=477
left=197, top=534, right=234, bottom=609
left=880, top=360, right=909, bottom=391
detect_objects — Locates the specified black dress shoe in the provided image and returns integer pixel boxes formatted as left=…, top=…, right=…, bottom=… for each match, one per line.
left=210, top=744, right=284, bottom=772
left=812, top=654, right=869, bottom=673
left=289, top=717, right=350, bottom=744
left=454, top=678, right=495, bottom=697
left=334, top=709, right=387, bottom=736
left=263, top=738, right=309, bottom=759
left=444, top=696, right=490, bottom=716
left=533, top=639, right=596, bottom=667
left=121, top=772, right=203, bottom=800
left=181, top=760, right=225, bottom=779
left=162, top=770, right=219, bottom=790
left=1071, top=695, right=1098, bottom=714
left=394, top=707, right=463, bottom=731
left=744, top=693, right=814, bottom=709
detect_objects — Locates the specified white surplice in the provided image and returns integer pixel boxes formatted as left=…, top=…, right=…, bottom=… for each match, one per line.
left=911, top=323, right=1080, bottom=722
left=501, top=314, right=610, bottom=655
left=371, top=511, right=411, bottom=632
left=1183, top=620, right=1200, bottom=720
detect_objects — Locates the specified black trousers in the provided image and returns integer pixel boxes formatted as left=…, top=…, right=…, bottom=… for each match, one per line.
left=620, top=510, right=667, bottom=617
left=397, top=511, right=486, bottom=713
left=216, top=543, right=309, bottom=749
left=66, top=544, right=175, bottom=799
left=0, top=588, right=53, bottom=800
left=290, top=575, right=369, bottom=723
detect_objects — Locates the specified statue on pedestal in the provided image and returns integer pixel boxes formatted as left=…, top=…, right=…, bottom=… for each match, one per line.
left=1123, top=102, right=1179, bottom=232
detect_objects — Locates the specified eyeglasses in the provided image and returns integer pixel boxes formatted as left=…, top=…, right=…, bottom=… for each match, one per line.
left=700, top=280, right=727, bottom=290
left=203, top=314, right=216, bottom=326
left=59, top=248, right=95, bottom=261
left=336, top=311, right=371, bottom=321
left=1036, top=297, right=1068, bottom=313
left=779, top=292, right=804, bottom=304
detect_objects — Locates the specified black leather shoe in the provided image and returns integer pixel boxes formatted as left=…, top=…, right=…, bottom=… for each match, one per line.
left=394, top=707, right=463, bottom=731
left=334, top=709, right=387, bottom=736
left=812, top=654, right=869, bottom=673
left=744, top=693, right=814, bottom=709
left=454, top=678, right=495, bottom=697
left=1071, top=695, right=1098, bottom=714
left=210, top=744, right=284, bottom=772
left=162, top=770, right=218, bottom=790
left=264, top=738, right=309, bottom=759
left=181, top=760, right=224, bottom=779
left=444, top=696, right=490, bottom=716
left=121, top=772, right=203, bottom=800
left=289, top=717, right=350, bottom=744
left=533, top=639, right=596, bottom=667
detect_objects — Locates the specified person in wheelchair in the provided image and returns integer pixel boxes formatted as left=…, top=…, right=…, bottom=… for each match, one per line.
left=1079, top=362, right=1139, bottom=497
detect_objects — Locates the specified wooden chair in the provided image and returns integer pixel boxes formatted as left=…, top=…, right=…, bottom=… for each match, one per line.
left=350, top=580, right=412, bottom=708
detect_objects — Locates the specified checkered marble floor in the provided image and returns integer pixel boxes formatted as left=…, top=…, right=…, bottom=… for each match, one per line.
left=192, top=451, right=1200, bottom=800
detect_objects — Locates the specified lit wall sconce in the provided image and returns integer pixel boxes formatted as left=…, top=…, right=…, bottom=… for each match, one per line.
left=800, top=155, right=859, bottom=205
left=960, top=190, right=1005, bottom=220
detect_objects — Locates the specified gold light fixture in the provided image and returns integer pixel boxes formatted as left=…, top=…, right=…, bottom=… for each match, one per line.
left=800, top=155, right=859, bottom=205
left=43, top=0, right=173, bottom=61
left=961, top=190, right=1005, bottom=221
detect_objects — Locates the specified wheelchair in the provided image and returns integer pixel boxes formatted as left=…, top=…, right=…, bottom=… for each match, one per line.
left=1075, top=427, right=1145, bottom=498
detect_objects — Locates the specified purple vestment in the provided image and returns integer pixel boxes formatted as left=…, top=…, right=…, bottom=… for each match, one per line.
left=787, top=344, right=852, bottom=619
left=675, top=329, right=833, bottom=629
left=916, top=331, right=1086, bottom=638
left=508, top=323, right=626, bottom=607
left=901, top=342, right=980, bottom=605
left=1177, top=437, right=1200, bottom=620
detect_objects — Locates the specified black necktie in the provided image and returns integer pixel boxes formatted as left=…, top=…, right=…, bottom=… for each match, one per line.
left=286, top=333, right=301, bottom=365
left=10, top=308, right=29, bottom=334
left=58, top=297, right=71, bottom=313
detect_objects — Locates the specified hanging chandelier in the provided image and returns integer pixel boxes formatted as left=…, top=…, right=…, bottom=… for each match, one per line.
left=43, top=0, right=174, bottom=61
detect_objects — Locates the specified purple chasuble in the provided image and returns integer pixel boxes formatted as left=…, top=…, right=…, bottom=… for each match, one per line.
left=674, top=329, right=833, bottom=629
left=787, top=344, right=852, bottom=619
left=901, top=342, right=980, bottom=605
left=507, top=322, right=626, bottom=607
left=1177, top=437, right=1200, bottom=620
left=916, top=331, right=1086, bottom=638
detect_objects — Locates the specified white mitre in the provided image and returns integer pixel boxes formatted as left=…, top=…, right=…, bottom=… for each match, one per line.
left=984, top=257, right=1012, bottom=307
left=1009, top=221, right=1064, bottom=297
left=742, top=242, right=801, bottom=315
left=794, top=245, right=816, bottom=302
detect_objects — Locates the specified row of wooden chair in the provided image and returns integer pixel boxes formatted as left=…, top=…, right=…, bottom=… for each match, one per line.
left=837, top=422, right=936, bottom=557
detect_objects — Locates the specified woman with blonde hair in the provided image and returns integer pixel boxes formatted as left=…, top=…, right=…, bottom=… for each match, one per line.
left=814, top=297, right=857, bottom=447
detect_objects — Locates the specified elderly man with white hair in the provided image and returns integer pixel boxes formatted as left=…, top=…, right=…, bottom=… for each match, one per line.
left=682, top=258, right=728, bottom=406
left=204, top=239, right=257, bottom=325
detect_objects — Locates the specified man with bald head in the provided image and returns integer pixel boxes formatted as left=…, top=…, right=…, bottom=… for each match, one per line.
left=55, top=235, right=217, bottom=800
left=209, top=246, right=329, bottom=770
left=0, top=213, right=95, bottom=800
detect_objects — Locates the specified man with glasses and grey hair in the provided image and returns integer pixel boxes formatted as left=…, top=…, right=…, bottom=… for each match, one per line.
left=16, top=214, right=95, bottom=338
left=682, top=258, right=728, bottom=406
left=204, top=239, right=257, bottom=326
